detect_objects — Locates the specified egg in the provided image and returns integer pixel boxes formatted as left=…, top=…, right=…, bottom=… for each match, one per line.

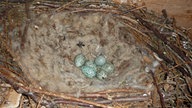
left=74, top=53, right=86, bottom=67
left=94, top=55, right=106, bottom=66
left=101, top=62, right=115, bottom=74
left=85, top=60, right=97, bottom=72
left=81, top=66, right=96, bottom=78
left=96, top=70, right=108, bottom=80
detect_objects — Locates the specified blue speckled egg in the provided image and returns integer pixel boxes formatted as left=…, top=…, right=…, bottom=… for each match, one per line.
left=94, top=55, right=106, bottom=66
left=74, top=53, right=86, bottom=67
left=81, top=66, right=96, bottom=78
left=96, top=70, right=108, bottom=80
left=101, top=62, right=115, bottom=74
left=85, top=60, right=97, bottom=72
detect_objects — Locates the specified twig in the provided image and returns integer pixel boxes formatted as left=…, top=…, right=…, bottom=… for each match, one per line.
left=97, top=96, right=149, bottom=104
left=145, top=43, right=190, bottom=77
left=133, top=12, right=192, bottom=77
left=36, top=94, right=44, bottom=108
left=150, top=71, right=166, bottom=108
left=61, top=88, right=145, bottom=100
left=0, top=0, right=27, bottom=3
left=97, top=88, right=143, bottom=94
left=17, top=86, right=112, bottom=108
left=0, top=66, right=25, bottom=85
left=53, top=95, right=149, bottom=106
left=33, top=2, right=60, bottom=8
left=19, top=96, right=24, bottom=108
left=0, top=69, right=112, bottom=108
left=55, top=0, right=79, bottom=12
left=0, top=65, right=29, bottom=86
left=53, top=99, right=93, bottom=107
left=21, top=1, right=30, bottom=49
left=0, top=65, right=148, bottom=108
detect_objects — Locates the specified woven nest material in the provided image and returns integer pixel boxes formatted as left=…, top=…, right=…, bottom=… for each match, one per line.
left=11, top=8, right=153, bottom=93
left=0, top=0, right=192, bottom=108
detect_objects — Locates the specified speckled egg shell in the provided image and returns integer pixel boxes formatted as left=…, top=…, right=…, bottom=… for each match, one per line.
left=81, top=66, right=96, bottom=78
left=96, top=70, right=108, bottom=80
left=101, top=62, right=115, bottom=74
left=74, top=53, right=86, bottom=67
left=85, top=60, right=97, bottom=72
left=94, top=55, right=106, bottom=66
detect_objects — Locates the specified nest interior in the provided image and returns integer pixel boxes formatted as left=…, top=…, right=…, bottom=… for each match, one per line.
left=11, top=11, right=152, bottom=93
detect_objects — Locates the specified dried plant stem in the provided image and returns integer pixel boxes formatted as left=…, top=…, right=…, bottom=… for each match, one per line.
left=36, top=94, right=44, bottom=108
left=0, top=65, right=150, bottom=108
left=66, top=88, right=145, bottom=99
left=53, top=95, right=149, bottom=106
left=133, top=12, right=192, bottom=77
left=150, top=71, right=166, bottom=108
left=56, top=0, right=79, bottom=11
left=25, top=88, right=112, bottom=108
left=97, top=96, right=149, bottom=104
left=0, top=67, right=112, bottom=108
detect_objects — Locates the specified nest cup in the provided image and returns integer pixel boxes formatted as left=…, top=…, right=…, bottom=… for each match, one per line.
left=11, top=9, right=153, bottom=93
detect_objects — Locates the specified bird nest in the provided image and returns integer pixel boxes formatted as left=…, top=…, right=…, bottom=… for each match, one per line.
left=0, top=0, right=191, bottom=108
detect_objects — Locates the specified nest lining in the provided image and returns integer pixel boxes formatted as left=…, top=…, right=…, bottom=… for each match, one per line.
left=11, top=11, right=153, bottom=93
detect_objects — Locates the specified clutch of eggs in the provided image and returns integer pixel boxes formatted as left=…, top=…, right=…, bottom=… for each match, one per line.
left=74, top=53, right=115, bottom=79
